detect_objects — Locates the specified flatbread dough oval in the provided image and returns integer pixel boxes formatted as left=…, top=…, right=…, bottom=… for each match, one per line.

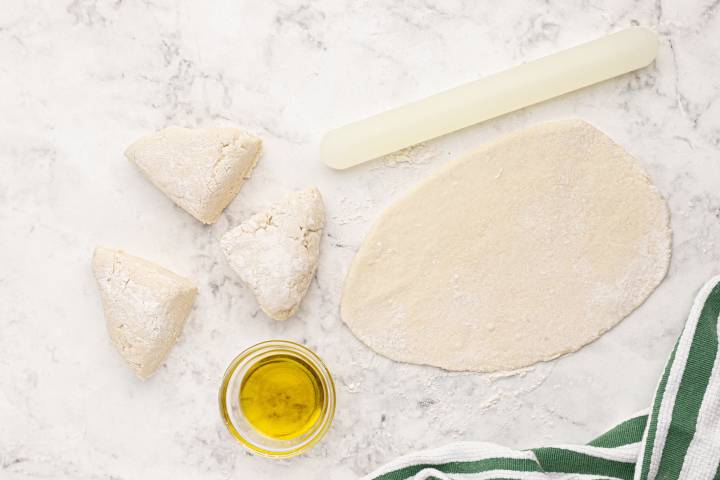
left=341, top=119, right=671, bottom=372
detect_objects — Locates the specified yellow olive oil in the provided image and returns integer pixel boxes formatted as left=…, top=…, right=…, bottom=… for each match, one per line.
left=240, top=354, right=324, bottom=440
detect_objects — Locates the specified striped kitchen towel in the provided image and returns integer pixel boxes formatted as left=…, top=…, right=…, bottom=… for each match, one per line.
left=363, top=275, right=720, bottom=480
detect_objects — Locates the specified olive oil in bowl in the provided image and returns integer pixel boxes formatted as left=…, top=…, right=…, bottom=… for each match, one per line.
left=240, top=354, right=324, bottom=439
left=219, top=341, right=335, bottom=457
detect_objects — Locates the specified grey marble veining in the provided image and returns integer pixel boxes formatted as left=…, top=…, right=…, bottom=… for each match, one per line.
left=1, top=1, right=719, bottom=479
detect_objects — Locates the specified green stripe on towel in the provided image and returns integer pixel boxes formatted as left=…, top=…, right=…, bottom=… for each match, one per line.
left=371, top=458, right=542, bottom=480
left=638, top=342, right=679, bottom=480
left=532, top=447, right=635, bottom=479
left=589, top=415, right=648, bottom=448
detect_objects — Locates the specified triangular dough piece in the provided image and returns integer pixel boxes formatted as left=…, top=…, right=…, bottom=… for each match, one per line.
left=92, top=247, right=197, bottom=379
left=125, top=126, right=262, bottom=224
left=221, top=187, right=325, bottom=321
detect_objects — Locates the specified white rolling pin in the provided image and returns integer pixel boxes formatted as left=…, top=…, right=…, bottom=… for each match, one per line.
left=321, top=27, right=657, bottom=170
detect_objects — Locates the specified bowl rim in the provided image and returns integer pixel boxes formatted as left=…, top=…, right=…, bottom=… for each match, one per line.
left=218, top=339, right=336, bottom=458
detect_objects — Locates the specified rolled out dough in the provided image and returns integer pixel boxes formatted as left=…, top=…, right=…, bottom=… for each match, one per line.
left=340, top=119, right=671, bottom=372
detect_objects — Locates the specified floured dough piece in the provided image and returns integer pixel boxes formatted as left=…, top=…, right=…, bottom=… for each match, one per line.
left=341, top=119, right=671, bottom=372
left=125, top=126, right=262, bottom=224
left=221, top=188, right=325, bottom=320
left=92, top=247, right=197, bottom=379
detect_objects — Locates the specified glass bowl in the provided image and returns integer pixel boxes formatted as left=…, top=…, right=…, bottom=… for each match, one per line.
left=218, top=340, right=336, bottom=458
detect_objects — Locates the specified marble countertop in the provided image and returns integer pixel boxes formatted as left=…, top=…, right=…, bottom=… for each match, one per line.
left=2, top=1, right=719, bottom=479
